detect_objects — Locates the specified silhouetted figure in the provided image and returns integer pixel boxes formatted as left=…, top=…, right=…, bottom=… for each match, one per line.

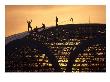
left=36, top=26, right=37, bottom=28
left=89, top=16, right=90, bottom=24
left=56, top=16, right=58, bottom=27
left=42, top=23, right=45, bottom=29
left=27, top=20, right=32, bottom=32
left=70, top=18, right=73, bottom=23
left=33, top=26, right=38, bottom=31
left=35, top=26, right=38, bottom=30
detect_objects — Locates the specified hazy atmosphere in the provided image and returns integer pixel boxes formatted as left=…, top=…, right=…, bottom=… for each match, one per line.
left=5, top=5, right=106, bottom=37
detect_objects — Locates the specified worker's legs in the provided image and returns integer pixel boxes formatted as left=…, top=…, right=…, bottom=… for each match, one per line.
left=28, top=27, right=29, bottom=31
left=56, top=22, right=58, bottom=27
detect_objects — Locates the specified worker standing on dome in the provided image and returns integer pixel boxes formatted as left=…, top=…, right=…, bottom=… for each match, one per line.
left=27, top=19, right=32, bottom=32
left=56, top=16, right=58, bottom=27
left=70, top=18, right=73, bottom=23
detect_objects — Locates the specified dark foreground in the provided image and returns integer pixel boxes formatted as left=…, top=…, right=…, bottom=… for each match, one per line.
left=5, top=24, right=106, bottom=72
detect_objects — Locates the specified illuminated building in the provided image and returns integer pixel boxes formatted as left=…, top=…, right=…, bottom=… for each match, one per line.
left=5, top=24, right=106, bottom=72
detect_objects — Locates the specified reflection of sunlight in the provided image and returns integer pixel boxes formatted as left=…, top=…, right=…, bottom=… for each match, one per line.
left=75, top=58, right=80, bottom=62
left=39, top=59, right=43, bottom=61
left=59, top=63, right=67, bottom=67
left=49, top=64, right=52, bottom=66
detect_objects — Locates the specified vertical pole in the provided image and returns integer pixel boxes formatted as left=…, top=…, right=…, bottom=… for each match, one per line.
left=89, top=16, right=90, bottom=24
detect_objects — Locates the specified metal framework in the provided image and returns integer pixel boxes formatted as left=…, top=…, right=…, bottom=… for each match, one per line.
left=5, top=24, right=106, bottom=72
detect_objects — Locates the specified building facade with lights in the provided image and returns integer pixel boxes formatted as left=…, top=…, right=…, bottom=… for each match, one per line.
left=5, top=24, right=106, bottom=72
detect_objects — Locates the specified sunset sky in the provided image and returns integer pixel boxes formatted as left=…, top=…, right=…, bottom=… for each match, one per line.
left=5, top=5, right=106, bottom=37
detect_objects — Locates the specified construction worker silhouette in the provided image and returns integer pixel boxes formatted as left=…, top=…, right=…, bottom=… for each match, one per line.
left=27, top=20, right=32, bottom=32
left=42, top=23, right=45, bottom=29
left=33, top=26, right=38, bottom=31
left=70, top=18, right=73, bottom=23
left=56, top=16, right=58, bottom=27
left=36, top=26, right=37, bottom=29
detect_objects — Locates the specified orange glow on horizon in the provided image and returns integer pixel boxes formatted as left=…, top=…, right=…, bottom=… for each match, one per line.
left=5, top=5, right=106, bottom=37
